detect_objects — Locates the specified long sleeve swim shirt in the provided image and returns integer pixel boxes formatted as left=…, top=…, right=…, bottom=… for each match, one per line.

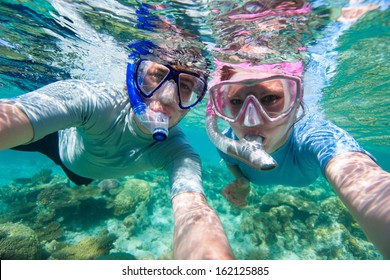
left=219, top=113, right=373, bottom=187
left=8, top=80, right=204, bottom=198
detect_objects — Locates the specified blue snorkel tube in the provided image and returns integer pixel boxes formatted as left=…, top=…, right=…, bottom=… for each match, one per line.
left=125, top=4, right=169, bottom=141
left=126, top=40, right=169, bottom=141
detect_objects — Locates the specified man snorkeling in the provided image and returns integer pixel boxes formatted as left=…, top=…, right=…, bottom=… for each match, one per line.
left=0, top=36, right=234, bottom=259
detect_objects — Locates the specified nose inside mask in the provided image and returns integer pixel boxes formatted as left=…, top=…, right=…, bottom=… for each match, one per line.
left=243, top=102, right=263, bottom=127
left=155, top=81, right=177, bottom=103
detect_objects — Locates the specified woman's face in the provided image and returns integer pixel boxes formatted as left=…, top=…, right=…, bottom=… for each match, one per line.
left=225, top=78, right=299, bottom=154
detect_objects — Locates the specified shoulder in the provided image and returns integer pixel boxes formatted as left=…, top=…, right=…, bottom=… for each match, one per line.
left=293, top=113, right=369, bottom=173
left=293, top=113, right=354, bottom=148
left=293, top=113, right=351, bottom=144
left=48, top=80, right=127, bottom=110
left=34, top=79, right=99, bottom=93
left=294, top=113, right=334, bottom=132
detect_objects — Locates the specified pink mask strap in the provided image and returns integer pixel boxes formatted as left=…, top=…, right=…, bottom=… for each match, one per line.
left=214, top=60, right=304, bottom=76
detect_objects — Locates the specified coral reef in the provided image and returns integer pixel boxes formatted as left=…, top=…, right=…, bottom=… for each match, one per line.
left=0, top=222, right=42, bottom=259
left=50, top=230, right=116, bottom=260
left=98, top=179, right=120, bottom=194
left=202, top=164, right=382, bottom=260
left=0, top=164, right=383, bottom=260
left=109, top=179, right=152, bottom=217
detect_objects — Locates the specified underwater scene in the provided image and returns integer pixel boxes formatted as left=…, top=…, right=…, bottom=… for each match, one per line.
left=0, top=0, right=389, bottom=260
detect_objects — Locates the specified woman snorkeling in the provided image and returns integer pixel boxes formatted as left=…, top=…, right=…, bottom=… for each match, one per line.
left=206, top=0, right=390, bottom=258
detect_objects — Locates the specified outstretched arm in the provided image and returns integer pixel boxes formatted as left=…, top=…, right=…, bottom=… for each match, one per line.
left=0, top=102, right=33, bottom=150
left=172, top=192, right=235, bottom=259
left=325, top=152, right=390, bottom=259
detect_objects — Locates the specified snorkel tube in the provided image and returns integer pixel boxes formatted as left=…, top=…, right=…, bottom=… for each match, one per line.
left=127, top=40, right=169, bottom=141
left=206, top=101, right=277, bottom=170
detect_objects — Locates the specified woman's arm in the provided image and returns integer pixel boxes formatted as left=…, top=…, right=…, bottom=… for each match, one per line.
left=222, top=163, right=251, bottom=207
left=172, top=192, right=235, bottom=259
left=0, top=102, right=33, bottom=150
left=325, top=152, right=390, bottom=259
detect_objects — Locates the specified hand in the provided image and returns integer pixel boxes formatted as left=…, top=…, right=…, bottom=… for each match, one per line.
left=221, top=177, right=250, bottom=207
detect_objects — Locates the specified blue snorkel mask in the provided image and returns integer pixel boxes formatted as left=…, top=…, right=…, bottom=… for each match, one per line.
left=126, top=40, right=169, bottom=141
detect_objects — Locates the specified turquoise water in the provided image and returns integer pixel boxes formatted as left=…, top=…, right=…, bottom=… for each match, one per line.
left=0, top=0, right=388, bottom=260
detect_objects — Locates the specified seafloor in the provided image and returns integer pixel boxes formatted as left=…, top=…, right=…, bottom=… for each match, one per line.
left=0, top=163, right=382, bottom=260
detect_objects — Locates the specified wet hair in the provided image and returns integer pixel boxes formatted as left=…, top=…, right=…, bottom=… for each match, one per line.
left=219, top=65, right=236, bottom=81
left=128, top=39, right=210, bottom=79
left=131, top=3, right=211, bottom=78
left=151, top=45, right=210, bottom=77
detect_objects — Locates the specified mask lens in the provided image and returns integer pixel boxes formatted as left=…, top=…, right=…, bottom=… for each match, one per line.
left=212, top=85, right=239, bottom=119
left=258, top=78, right=297, bottom=117
left=136, top=61, right=170, bottom=97
left=135, top=60, right=206, bottom=109
left=211, top=77, right=299, bottom=122
left=178, top=73, right=206, bottom=108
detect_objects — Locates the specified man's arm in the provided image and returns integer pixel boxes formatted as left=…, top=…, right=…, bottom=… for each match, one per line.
left=172, top=192, right=235, bottom=259
left=0, top=102, right=33, bottom=150
left=325, top=152, right=390, bottom=259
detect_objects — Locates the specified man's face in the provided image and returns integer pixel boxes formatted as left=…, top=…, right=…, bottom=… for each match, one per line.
left=135, top=61, right=206, bottom=130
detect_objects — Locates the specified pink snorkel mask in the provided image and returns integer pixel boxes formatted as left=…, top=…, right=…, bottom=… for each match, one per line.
left=206, top=60, right=304, bottom=170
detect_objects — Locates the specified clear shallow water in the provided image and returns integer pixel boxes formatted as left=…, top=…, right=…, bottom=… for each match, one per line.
left=0, top=0, right=388, bottom=260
